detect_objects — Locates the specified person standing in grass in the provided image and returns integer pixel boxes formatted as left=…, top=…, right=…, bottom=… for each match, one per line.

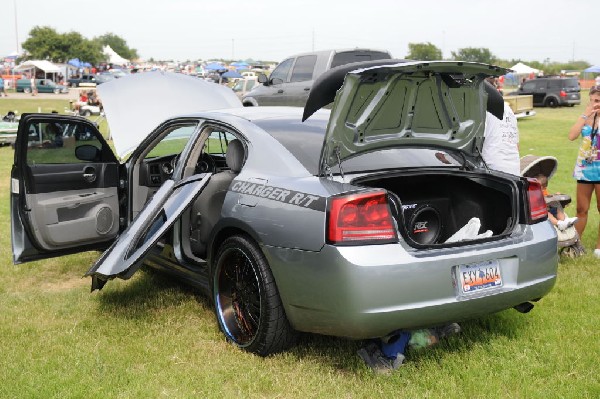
left=0, top=77, right=6, bottom=97
left=569, top=85, right=600, bottom=256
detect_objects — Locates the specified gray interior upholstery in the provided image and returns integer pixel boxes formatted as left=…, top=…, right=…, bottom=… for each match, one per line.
left=190, top=139, right=245, bottom=256
left=226, top=139, right=244, bottom=173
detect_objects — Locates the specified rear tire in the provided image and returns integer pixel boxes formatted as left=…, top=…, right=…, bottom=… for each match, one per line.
left=545, top=97, right=558, bottom=108
left=24, top=87, right=31, bottom=94
left=53, top=88, right=60, bottom=94
left=213, top=235, right=296, bottom=356
left=82, top=110, right=92, bottom=117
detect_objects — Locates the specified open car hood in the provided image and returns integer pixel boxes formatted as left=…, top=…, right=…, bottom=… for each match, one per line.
left=97, top=71, right=242, bottom=159
left=315, top=61, right=508, bottom=175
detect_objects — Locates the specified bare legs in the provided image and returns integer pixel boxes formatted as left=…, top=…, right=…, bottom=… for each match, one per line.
left=574, top=182, right=600, bottom=250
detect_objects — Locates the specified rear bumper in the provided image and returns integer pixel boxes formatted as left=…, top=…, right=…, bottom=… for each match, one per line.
left=265, top=222, right=557, bottom=339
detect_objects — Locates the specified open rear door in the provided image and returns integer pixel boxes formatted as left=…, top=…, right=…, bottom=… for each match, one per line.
left=11, top=114, right=120, bottom=264
left=86, top=174, right=211, bottom=291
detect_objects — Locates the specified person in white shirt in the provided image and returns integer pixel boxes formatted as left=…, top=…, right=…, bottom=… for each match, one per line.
left=482, top=98, right=520, bottom=175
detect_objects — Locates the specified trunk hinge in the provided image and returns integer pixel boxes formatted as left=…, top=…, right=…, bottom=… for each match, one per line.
left=473, top=138, right=490, bottom=173
left=334, top=146, right=345, bottom=181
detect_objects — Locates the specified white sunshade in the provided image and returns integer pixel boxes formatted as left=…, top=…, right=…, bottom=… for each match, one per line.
left=97, top=71, right=243, bottom=158
left=14, top=60, right=61, bottom=73
left=510, top=62, right=540, bottom=74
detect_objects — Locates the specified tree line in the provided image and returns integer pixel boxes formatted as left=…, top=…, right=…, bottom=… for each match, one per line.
left=406, top=42, right=590, bottom=75
left=18, top=27, right=591, bottom=75
left=20, top=26, right=139, bottom=65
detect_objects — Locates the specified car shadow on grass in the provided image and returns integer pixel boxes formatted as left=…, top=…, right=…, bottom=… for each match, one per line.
left=90, top=268, right=531, bottom=372
left=289, top=310, right=530, bottom=372
left=94, top=268, right=204, bottom=319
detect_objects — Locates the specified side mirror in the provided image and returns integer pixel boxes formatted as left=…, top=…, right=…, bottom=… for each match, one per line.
left=258, top=73, right=268, bottom=84
left=75, top=145, right=101, bottom=162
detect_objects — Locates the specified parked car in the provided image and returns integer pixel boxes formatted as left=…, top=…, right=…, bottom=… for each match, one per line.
left=242, top=48, right=392, bottom=107
left=67, top=74, right=97, bottom=88
left=231, top=77, right=257, bottom=99
left=0, top=120, right=18, bottom=146
left=11, top=65, right=557, bottom=356
left=510, top=77, right=581, bottom=107
left=94, top=73, right=116, bottom=85
left=15, top=78, right=68, bottom=94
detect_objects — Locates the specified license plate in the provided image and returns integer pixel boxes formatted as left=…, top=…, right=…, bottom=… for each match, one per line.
left=458, top=260, right=502, bottom=294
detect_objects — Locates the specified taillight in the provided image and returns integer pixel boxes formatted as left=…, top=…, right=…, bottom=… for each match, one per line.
left=526, top=178, right=548, bottom=223
left=560, top=90, right=567, bottom=97
left=327, top=191, right=398, bottom=245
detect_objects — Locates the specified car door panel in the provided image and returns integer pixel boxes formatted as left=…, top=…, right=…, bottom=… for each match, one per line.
left=86, top=173, right=211, bottom=291
left=11, top=114, right=120, bottom=263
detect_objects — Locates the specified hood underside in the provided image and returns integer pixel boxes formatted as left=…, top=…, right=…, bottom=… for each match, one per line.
left=315, top=61, right=508, bottom=174
left=97, top=71, right=242, bottom=158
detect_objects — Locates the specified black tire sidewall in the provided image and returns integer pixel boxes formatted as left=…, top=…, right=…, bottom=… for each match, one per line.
left=212, top=234, right=293, bottom=356
left=545, top=97, right=558, bottom=107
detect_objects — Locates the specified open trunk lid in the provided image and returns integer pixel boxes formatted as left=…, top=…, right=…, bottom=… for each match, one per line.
left=318, top=61, right=508, bottom=175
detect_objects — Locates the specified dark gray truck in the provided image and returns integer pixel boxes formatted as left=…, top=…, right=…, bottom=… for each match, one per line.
left=242, top=48, right=391, bottom=107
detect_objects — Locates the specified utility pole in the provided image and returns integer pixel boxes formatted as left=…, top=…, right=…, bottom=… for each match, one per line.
left=232, top=39, right=235, bottom=61
left=312, top=29, right=315, bottom=51
left=14, top=0, right=19, bottom=53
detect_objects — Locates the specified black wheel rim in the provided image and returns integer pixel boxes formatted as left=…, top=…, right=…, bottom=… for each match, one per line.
left=215, top=247, right=261, bottom=346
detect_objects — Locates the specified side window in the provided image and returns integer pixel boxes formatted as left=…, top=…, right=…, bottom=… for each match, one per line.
left=145, top=124, right=198, bottom=159
left=330, top=51, right=391, bottom=68
left=26, top=120, right=102, bottom=165
left=521, top=82, right=536, bottom=91
left=547, top=80, right=561, bottom=89
left=270, top=58, right=293, bottom=84
left=290, top=55, right=317, bottom=82
left=204, top=130, right=237, bottom=155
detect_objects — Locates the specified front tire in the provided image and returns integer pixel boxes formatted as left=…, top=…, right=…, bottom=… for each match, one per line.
left=213, top=235, right=296, bottom=356
left=24, top=87, right=31, bottom=94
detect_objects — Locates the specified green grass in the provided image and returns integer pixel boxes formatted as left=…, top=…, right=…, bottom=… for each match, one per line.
left=1, top=99, right=599, bottom=398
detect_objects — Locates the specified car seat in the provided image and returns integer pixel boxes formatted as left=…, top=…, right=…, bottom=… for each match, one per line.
left=190, top=139, right=245, bottom=256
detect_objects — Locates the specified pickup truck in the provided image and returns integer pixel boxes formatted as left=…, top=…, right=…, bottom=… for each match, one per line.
left=503, top=94, right=536, bottom=119
left=67, top=74, right=97, bottom=88
left=16, top=79, right=69, bottom=94
left=242, top=48, right=392, bottom=107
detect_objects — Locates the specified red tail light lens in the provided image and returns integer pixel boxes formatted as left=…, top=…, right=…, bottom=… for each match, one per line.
left=327, top=191, right=398, bottom=244
left=526, top=178, right=548, bottom=223
left=560, top=90, right=567, bottom=97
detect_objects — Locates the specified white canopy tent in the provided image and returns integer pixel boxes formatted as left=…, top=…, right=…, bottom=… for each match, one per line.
left=103, top=45, right=129, bottom=66
left=14, top=60, right=62, bottom=81
left=510, top=62, right=540, bottom=75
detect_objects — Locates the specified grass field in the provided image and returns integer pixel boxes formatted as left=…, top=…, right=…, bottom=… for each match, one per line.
left=1, top=98, right=599, bottom=398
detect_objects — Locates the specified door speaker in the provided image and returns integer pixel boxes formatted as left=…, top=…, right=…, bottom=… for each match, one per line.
left=407, top=204, right=442, bottom=245
left=95, top=206, right=114, bottom=235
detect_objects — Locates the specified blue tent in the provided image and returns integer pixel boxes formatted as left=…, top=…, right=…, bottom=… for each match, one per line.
left=222, top=70, right=243, bottom=79
left=68, top=58, right=82, bottom=68
left=230, top=61, right=249, bottom=70
left=205, top=62, right=226, bottom=72
left=583, top=65, right=600, bottom=73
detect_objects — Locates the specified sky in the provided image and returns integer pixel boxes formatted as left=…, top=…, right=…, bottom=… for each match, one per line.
left=2, top=0, right=599, bottom=66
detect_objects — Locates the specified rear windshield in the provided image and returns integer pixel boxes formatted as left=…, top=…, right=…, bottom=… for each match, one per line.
left=562, top=78, right=580, bottom=89
left=258, top=117, right=461, bottom=175
left=330, top=51, right=391, bottom=69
